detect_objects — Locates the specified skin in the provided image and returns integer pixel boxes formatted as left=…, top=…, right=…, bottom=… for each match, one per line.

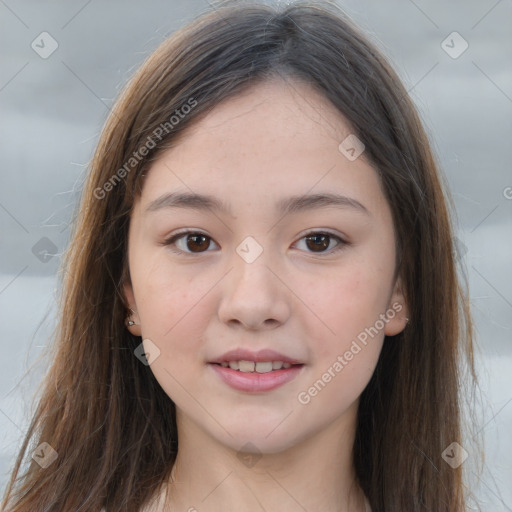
left=123, top=77, right=409, bottom=512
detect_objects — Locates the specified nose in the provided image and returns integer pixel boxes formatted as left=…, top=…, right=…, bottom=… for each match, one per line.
left=217, top=247, right=291, bottom=331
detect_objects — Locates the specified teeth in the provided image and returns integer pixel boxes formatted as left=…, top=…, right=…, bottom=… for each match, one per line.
left=255, top=362, right=273, bottom=373
left=238, top=360, right=255, bottom=372
left=218, top=360, right=296, bottom=372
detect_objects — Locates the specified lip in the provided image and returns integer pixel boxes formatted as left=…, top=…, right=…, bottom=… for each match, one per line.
left=209, top=348, right=303, bottom=365
left=209, top=363, right=304, bottom=392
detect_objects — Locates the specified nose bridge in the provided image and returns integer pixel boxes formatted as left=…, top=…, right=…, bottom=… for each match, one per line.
left=235, top=234, right=267, bottom=266
left=217, top=235, right=289, bottom=329
left=230, top=234, right=277, bottom=294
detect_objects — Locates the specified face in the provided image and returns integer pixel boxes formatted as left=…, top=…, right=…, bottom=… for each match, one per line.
left=123, top=78, right=408, bottom=454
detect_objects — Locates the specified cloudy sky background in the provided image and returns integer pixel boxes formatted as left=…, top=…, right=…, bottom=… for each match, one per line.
left=1, top=0, right=511, bottom=509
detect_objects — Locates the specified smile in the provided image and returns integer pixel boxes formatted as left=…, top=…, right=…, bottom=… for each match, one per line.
left=214, top=360, right=295, bottom=372
left=209, top=362, right=305, bottom=392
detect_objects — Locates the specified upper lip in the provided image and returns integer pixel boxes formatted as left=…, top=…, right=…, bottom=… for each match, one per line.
left=209, top=348, right=303, bottom=365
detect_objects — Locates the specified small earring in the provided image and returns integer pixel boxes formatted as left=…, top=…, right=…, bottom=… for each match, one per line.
left=405, top=317, right=410, bottom=323
left=126, top=308, right=139, bottom=327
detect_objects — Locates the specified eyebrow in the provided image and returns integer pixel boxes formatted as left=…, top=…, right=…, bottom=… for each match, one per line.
left=145, top=191, right=370, bottom=217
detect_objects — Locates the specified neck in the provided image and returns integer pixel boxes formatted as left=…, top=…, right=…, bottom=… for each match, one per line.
left=158, top=404, right=368, bottom=512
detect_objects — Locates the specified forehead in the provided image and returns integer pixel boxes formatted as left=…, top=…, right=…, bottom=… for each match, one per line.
left=183, top=77, right=354, bottom=151
left=136, top=78, right=386, bottom=218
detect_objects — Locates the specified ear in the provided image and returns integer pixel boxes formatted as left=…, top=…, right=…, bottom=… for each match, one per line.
left=384, top=275, right=409, bottom=336
left=123, top=280, right=142, bottom=337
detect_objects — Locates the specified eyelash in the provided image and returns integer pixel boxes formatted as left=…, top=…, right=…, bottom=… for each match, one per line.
left=161, top=229, right=348, bottom=256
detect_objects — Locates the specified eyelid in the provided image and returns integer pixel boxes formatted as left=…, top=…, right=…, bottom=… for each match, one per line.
left=162, top=229, right=218, bottom=254
left=161, top=228, right=349, bottom=255
left=292, top=229, right=347, bottom=254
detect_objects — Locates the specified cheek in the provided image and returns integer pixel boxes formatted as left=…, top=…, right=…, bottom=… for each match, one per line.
left=132, top=258, right=213, bottom=402
left=132, top=253, right=213, bottom=352
left=306, top=263, right=390, bottom=359
left=299, top=271, right=386, bottom=411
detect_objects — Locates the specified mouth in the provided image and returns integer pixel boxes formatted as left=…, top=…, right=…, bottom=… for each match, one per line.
left=210, top=360, right=303, bottom=373
left=208, top=360, right=305, bottom=392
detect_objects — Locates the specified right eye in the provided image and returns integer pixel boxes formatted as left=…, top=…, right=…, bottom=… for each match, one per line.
left=163, top=230, right=219, bottom=255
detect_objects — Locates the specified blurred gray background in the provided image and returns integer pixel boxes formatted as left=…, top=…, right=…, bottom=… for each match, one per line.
left=1, top=0, right=511, bottom=509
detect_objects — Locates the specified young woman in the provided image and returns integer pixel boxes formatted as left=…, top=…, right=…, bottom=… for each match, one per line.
left=2, top=1, right=478, bottom=511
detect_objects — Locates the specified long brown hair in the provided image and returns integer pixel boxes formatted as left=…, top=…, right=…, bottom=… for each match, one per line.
left=2, top=1, right=477, bottom=510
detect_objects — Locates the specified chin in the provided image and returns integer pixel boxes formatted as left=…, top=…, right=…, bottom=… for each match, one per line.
left=207, top=414, right=314, bottom=455
left=218, top=430, right=302, bottom=455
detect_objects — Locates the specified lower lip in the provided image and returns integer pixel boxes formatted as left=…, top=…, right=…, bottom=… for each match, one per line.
left=209, top=363, right=304, bottom=392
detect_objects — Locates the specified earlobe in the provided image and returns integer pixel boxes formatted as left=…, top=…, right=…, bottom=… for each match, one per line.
left=123, top=282, right=142, bottom=337
left=384, top=276, right=410, bottom=336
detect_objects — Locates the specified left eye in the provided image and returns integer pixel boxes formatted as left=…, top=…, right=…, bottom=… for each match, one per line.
left=294, top=232, right=345, bottom=254
left=163, top=230, right=346, bottom=255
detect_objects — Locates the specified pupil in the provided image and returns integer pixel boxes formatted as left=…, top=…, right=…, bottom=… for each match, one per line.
left=307, top=234, right=329, bottom=252
left=188, top=235, right=209, bottom=252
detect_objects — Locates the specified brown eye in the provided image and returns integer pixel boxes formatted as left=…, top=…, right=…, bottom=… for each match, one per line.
left=163, top=231, right=218, bottom=254
left=164, top=230, right=347, bottom=256
left=305, top=233, right=331, bottom=252
left=296, top=232, right=345, bottom=254
left=185, top=234, right=211, bottom=252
